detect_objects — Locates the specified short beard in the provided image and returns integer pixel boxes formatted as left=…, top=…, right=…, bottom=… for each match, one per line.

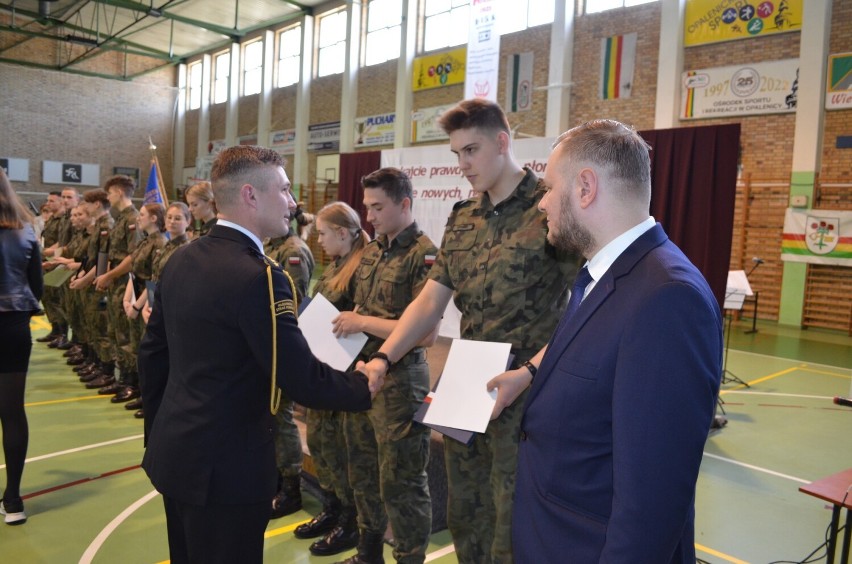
left=548, top=190, right=594, bottom=256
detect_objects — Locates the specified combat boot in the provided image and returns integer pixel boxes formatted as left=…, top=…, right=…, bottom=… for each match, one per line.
left=48, top=324, right=69, bottom=348
left=333, top=530, right=385, bottom=564
left=295, top=491, right=341, bottom=539
left=270, top=475, right=302, bottom=519
left=309, top=506, right=359, bottom=556
left=36, top=323, right=60, bottom=343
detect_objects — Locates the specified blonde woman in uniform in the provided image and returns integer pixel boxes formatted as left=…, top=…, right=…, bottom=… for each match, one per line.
left=185, top=181, right=216, bottom=238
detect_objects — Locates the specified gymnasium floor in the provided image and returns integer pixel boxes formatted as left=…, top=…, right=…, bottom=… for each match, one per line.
left=1, top=316, right=849, bottom=563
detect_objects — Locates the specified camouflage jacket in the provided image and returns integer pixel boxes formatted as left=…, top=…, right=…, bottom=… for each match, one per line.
left=108, top=205, right=140, bottom=263
left=264, top=233, right=315, bottom=301
left=152, top=234, right=189, bottom=282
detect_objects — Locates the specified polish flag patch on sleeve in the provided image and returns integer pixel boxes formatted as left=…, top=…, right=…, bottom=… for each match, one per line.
left=288, top=256, right=301, bottom=265
left=425, top=255, right=436, bottom=266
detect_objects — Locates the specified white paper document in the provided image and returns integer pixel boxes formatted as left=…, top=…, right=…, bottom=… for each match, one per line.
left=298, top=293, right=368, bottom=371
left=724, top=270, right=753, bottom=310
left=423, top=339, right=512, bottom=433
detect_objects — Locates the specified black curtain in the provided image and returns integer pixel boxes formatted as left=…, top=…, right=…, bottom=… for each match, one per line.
left=338, top=151, right=382, bottom=237
left=639, top=124, right=740, bottom=309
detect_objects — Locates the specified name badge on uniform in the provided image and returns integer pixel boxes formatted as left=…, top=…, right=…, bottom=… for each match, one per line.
left=360, top=257, right=377, bottom=266
left=274, top=299, right=297, bottom=317
left=452, top=224, right=475, bottom=232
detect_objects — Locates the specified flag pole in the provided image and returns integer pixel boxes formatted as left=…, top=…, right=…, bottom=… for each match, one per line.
left=148, top=137, right=170, bottom=206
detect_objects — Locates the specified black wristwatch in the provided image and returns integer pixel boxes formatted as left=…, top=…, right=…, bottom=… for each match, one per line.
left=522, top=360, right=538, bottom=380
left=368, top=351, right=393, bottom=370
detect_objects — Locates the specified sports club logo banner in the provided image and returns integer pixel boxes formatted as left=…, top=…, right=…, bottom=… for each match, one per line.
left=684, top=0, right=802, bottom=47
left=826, top=52, right=852, bottom=110
left=412, top=48, right=466, bottom=92
left=681, top=59, right=798, bottom=119
left=600, top=33, right=637, bottom=100
left=781, top=208, right=852, bottom=266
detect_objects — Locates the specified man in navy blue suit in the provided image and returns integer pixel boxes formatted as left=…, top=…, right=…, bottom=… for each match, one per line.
left=488, top=119, right=723, bottom=562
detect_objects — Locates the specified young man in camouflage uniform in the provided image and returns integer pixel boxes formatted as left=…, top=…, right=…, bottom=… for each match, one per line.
left=263, top=230, right=315, bottom=518
left=331, top=168, right=437, bottom=564
left=37, top=192, right=67, bottom=345
left=55, top=188, right=82, bottom=352
left=360, top=99, right=580, bottom=563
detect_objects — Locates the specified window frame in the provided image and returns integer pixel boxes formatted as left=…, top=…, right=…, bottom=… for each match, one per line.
left=242, top=39, right=264, bottom=96
left=187, top=60, right=203, bottom=110
left=316, top=8, right=348, bottom=78
left=212, top=50, right=231, bottom=104
left=276, top=24, right=302, bottom=88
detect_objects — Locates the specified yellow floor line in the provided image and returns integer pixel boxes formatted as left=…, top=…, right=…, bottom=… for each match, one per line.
left=264, top=518, right=312, bottom=538
left=696, top=543, right=750, bottom=563
left=720, top=365, right=801, bottom=394
left=30, top=318, right=52, bottom=331
left=798, top=366, right=852, bottom=379
left=26, top=395, right=109, bottom=407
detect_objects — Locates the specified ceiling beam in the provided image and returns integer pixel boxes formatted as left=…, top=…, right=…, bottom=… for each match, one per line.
left=94, top=0, right=242, bottom=39
left=0, top=55, right=132, bottom=81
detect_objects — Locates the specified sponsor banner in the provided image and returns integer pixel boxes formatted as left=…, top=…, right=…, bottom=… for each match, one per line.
left=411, top=104, right=454, bottom=144
left=781, top=208, right=852, bottom=266
left=0, top=157, right=29, bottom=182
left=270, top=129, right=296, bottom=154
left=465, top=0, right=500, bottom=101
left=308, top=122, right=341, bottom=152
left=681, top=58, right=798, bottom=119
left=600, top=33, right=637, bottom=100
left=237, top=134, right=258, bottom=146
left=43, top=161, right=100, bottom=186
left=826, top=52, right=852, bottom=110
left=412, top=47, right=466, bottom=92
left=506, top=52, right=534, bottom=111
left=684, top=0, right=802, bottom=47
left=355, top=112, right=396, bottom=148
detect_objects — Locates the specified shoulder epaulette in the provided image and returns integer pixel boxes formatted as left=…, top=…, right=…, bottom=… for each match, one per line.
left=452, top=198, right=475, bottom=211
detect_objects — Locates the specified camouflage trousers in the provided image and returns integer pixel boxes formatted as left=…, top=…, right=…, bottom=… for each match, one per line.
left=81, top=287, right=110, bottom=362
left=444, top=388, right=529, bottom=564
left=41, top=285, right=66, bottom=327
left=106, top=277, right=133, bottom=372
left=64, top=284, right=86, bottom=344
left=274, top=396, right=303, bottom=478
left=306, top=408, right=354, bottom=508
left=344, top=359, right=431, bottom=564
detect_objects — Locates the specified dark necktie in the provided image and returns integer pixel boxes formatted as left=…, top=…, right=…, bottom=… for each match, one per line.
left=550, top=267, right=594, bottom=344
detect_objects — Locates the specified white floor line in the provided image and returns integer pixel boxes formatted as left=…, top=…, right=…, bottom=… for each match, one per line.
left=425, top=543, right=457, bottom=562
left=78, top=489, right=160, bottom=564
left=0, top=434, right=144, bottom=470
left=702, top=452, right=810, bottom=484
left=727, top=349, right=851, bottom=372
left=723, top=390, right=837, bottom=400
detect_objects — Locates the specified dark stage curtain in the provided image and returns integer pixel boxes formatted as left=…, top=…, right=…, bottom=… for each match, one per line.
left=639, top=123, right=740, bottom=309
left=338, top=151, right=381, bottom=237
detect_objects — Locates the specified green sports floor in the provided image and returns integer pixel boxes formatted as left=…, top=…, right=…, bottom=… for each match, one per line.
left=2, top=316, right=850, bottom=563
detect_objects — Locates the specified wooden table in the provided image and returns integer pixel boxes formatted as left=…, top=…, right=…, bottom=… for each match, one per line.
left=799, top=468, right=852, bottom=563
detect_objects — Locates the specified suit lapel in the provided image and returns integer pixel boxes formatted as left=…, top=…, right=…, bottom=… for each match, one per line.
left=526, top=224, right=669, bottom=405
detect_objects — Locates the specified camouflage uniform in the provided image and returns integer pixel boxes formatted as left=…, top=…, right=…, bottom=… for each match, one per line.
left=346, top=222, right=436, bottom=564
left=63, top=226, right=92, bottom=345
left=84, top=214, right=115, bottom=364
left=126, top=231, right=167, bottom=363
left=428, top=169, right=579, bottom=563
left=197, top=217, right=217, bottom=238
left=263, top=233, right=315, bottom=480
left=106, top=205, right=140, bottom=379
left=307, top=253, right=358, bottom=512
left=152, top=234, right=189, bottom=282
left=56, top=210, right=76, bottom=336
left=40, top=214, right=66, bottom=328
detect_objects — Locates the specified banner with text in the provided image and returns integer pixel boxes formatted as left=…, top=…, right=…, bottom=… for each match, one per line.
left=684, top=0, right=802, bottom=47
left=411, top=105, right=453, bottom=144
left=681, top=58, right=798, bottom=119
left=465, top=0, right=500, bottom=101
left=781, top=208, right=852, bottom=266
left=270, top=129, right=296, bottom=155
left=826, top=52, right=852, bottom=110
left=506, top=52, right=534, bottom=111
left=355, top=112, right=396, bottom=148
left=412, top=48, right=466, bottom=92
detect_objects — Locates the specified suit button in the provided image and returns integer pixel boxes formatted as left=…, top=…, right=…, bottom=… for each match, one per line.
left=520, top=430, right=528, bottom=441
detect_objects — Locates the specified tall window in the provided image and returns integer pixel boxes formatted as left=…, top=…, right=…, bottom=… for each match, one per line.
left=277, top=25, right=301, bottom=87
left=212, top=51, right=230, bottom=104
left=585, top=0, right=657, bottom=14
left=499, top=0, right=555, bottom=34
left=423, top=0, right=469, bottom=52
left=364, top=0, right=401, bottom=66
left=187, top=61, right=202, bottom=110
left=317, top=9, right=347, bottom=77
left=243, top=40, right=263, bottom=96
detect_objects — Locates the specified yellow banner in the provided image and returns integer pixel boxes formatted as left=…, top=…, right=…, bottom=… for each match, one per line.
left=412, top=47, right=466, bottom=92
left=684, top=0, right=802, bottom=47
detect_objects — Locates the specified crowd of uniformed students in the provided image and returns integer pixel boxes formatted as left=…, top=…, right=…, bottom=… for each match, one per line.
left=30, top=98, right=581, bottom=564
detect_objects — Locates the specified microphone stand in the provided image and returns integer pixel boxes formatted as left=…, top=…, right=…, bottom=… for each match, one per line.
left=744, top=259, right=762, bottom=335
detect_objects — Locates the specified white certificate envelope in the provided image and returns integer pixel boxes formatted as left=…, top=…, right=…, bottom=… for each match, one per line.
left=423, top=339, right=512, bottom=433
left=298, top=293, right=368, bottom=371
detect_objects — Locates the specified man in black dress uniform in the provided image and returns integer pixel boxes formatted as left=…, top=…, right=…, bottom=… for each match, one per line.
left=139, top=145, right=381, bottom=564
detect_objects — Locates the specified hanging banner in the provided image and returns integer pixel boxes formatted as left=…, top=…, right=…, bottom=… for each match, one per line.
left=464, top=0, right=500, bottom=101
left=354, top=113, right=396, bottom=148
left=600, top=33, right=637, bottom=100
left=0, top=157, right=29, bottom=182
left=270, top=129, right=296, bottom=155
left=43, top=161, right=100, bottom=186
left=681, top=59, right=799, bottom=119
left=411, top=104, right=454, bottom=144
left=684, top=0, right=802, bottom=47
left=781, top=208, right=852, bottom=266
left=826, top=52, right=852, bottom=110
left=412, top=48, right=466, bottom=92
left=308, top=122, right=341, bottom=151
left=506, top=52, right=534, bottom=111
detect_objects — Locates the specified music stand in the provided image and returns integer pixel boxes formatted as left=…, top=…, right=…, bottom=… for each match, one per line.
left=721, top=271, right=752, bottom=388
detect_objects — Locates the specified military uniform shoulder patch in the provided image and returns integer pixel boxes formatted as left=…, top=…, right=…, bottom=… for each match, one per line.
left=452, top=198, right=475, bottom=211
left=274, top=299, right=297, bottom=317
left=424, top=254, right=436, bottom=266
left=287, top=256, right=301, bottom=265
